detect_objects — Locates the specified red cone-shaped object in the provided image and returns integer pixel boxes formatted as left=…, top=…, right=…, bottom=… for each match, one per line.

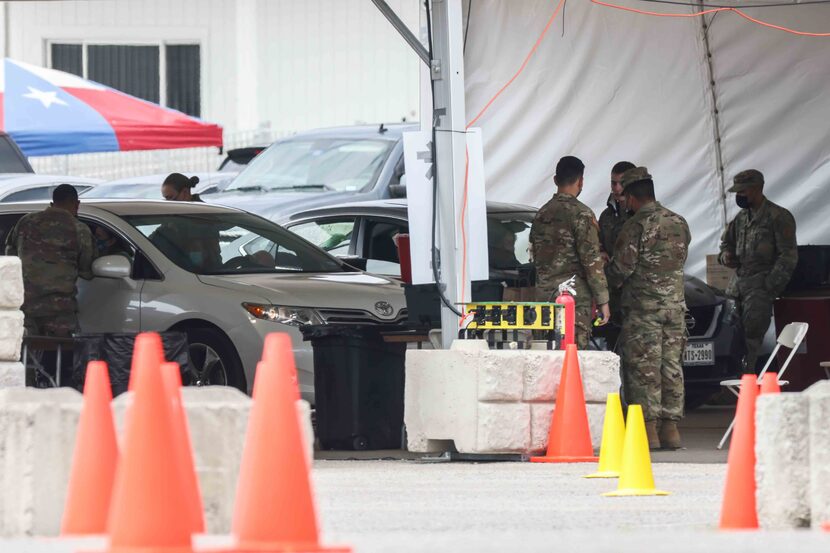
left=229, top=333, right=349, bottom=552
left=531, top=344, right=598, bottom=463
left=720, top=374, right=759, bottom=530
left=162, top=362, right=205, bottom=535
left=106, top=332, right=194, bottom=552
left=760, top=372, right=781, bottom=395
left=61, top=361, right=119, bottom=535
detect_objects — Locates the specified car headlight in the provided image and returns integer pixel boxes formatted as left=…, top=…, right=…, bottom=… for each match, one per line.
left=242, top=303, right=323, bottom=326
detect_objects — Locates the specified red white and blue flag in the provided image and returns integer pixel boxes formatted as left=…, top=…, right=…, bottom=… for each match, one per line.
left=0, top=58, right=223, bottom=156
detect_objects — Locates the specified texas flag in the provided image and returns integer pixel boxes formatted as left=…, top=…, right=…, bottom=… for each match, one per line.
left=0, top=58, right=222, bottom=156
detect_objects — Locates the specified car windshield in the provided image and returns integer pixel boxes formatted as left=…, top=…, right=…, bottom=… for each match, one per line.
left=83, top=184, right=161, bottom=199
left=487, top=212, right=535, bottom=270
left=124, top=212, right=345, bottom=275
left=227, top=138, right=393, bottom=193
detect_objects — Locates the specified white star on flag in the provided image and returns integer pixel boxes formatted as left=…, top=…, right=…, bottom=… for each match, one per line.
left=23, top=86, right=69, bottom=109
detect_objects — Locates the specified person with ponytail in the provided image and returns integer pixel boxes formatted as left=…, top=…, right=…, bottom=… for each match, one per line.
left=161, top=173, right=203, bottom=202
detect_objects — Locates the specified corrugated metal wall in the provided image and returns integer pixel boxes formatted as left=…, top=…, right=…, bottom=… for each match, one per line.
left=4, top=0, right=420, bottom=134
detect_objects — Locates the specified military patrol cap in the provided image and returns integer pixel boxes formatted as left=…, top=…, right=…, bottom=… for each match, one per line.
left=620, top=167, right=652, bottom=190
left=728, top=169, right=764, bottom=192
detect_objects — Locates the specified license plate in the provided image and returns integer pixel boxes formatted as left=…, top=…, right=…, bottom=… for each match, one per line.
left=684, top=342, right=714, bottom=366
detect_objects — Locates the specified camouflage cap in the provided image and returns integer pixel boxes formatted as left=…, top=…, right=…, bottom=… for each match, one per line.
left=728, top=169, right=764, bottom=193
left=620, top=167, right=652, bottom=190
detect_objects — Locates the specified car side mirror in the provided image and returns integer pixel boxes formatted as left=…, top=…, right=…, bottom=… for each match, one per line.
left=92, top=255, right=131, bottom=279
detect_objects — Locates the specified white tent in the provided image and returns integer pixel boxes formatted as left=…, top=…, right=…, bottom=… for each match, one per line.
left=463, top=0, right=830, bottom=279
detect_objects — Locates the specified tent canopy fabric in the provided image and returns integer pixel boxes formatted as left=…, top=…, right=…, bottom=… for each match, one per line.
left=0, top=58, right=222, bottom=156
left=463, top=0, right=830, bottom=279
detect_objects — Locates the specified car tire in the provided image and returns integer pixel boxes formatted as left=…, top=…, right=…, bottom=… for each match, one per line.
left=182, top=326, right=246, bottom=392
left=684, top=388, right=719, bottom=411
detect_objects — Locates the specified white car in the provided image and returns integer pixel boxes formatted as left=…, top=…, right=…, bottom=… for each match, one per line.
left=81, top=172, right=236, bottom=200
left=0, top=200, right=406, bottom=402
left=0, top=174, right=102, bottom=202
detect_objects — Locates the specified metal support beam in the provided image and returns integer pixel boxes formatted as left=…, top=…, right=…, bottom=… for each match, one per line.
left=430, top=0, right=470, bottom=348
left=370, top=0, right=430, bottom=66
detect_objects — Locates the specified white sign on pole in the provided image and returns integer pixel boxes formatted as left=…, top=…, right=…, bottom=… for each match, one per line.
left=403, top=130, right=436, bottom=285
left=465, top=127, right=489, bottom=283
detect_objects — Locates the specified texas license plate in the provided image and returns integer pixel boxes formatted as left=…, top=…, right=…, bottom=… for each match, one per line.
left=684, top=342, right=714, bottom=366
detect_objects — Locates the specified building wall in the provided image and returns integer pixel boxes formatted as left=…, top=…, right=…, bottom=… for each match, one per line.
left=1, top=0, right=421, bottom=134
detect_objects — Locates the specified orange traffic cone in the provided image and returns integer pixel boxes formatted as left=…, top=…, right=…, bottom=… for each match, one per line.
left=60, top=361, right=119, bottom=535
left=127, top=331, right=164, bottom=391
left=106, top=332, right=194, bottom=552
left=531, top=344, right=598, bottom=463
left=719, top=373, right=759, bottom=530
left=228, top=333, right=349, bottom=552
left=823, top=521, right=830, bottom=531
left=261, top=332, right=301, bottom=400
left=162, top=362, right=205, bottom=535
left=760, top=372, right=781, bottom=395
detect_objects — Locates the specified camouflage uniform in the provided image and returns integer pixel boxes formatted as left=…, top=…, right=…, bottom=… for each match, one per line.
left=719, top=171, right=797, bottom=371
left=530, top=192, right=609, bottom=349
left=598, top=194, right=630, bottom=348
left=5, top=207, right=95, bottom=337
left=607, top=168, right=691, bottom=422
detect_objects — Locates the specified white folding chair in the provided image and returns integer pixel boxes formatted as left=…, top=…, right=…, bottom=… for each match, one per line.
left=716, top=322, right=809, bottom=450
left=820, top=361, right=830, bottom=379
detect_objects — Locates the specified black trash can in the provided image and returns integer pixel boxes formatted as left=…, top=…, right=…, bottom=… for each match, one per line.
left=72, top=332, right=192, bottom=396
left=301, top=324, right=406, bottom=450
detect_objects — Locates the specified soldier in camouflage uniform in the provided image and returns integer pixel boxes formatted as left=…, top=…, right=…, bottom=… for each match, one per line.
left=5, top=184, right=95, bottom=338
left=718, top=169, right=797, bottom=371
left=598, top=161, right=635, bottom=350
left=607, top=167, right=691, bottom=450
left=530, top=156, right=610, bottom=349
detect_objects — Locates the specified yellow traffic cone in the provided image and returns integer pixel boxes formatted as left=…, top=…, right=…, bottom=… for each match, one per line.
left=584, top=393, right=625, bottom=479
left=603, top=405, right=669, bottom=497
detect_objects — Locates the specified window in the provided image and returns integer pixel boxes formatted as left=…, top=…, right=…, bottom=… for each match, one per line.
left=228, top=139, right=394, bottom=193
left=50, top=42, right=201, bottom=117
left=288, top=218, right=357, bottom=257
left=2, top=185, right=94, bottom=203
left=125, top=212, right=344, bottom=275
left=362, top=219, right=408, bottom=277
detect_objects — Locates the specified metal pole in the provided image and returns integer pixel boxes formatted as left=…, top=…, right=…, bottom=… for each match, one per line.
left=370, top=0, right=430, bottom=66
left=430, top=0, right=469, bottom=348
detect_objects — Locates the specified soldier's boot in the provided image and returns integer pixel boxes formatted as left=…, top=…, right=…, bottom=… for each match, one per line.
left=645, top=420, right=661, bottom=451
left=659, top=420, right=682, bottom=450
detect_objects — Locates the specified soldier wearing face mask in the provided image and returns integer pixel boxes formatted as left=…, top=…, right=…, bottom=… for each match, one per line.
left=719, top=169, right=798, bottom=372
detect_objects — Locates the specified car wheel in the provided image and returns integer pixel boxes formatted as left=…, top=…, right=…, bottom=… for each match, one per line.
left=685, top=388, right=719, bottom=411
left=182, top=327, right=246, bottom=392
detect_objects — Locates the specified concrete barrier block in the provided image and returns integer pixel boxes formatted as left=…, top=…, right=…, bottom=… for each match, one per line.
left=0, top=362, right=24, bottom=388
left=0, top=258, right=23, bottom=309
left=807, top=380, right=830, bottom=528
left=405, top=350, right=479, bottom=453
left=522, top=353, right=562, bottom=402
left=577, top=352, right=621, bottom=403
left=478, top=353, right=523, bottom=401
left=0, top=387, right=82, bottom=537
left=476, top=402, right=530, bottom=452
left=755, top=393, right=811, bottom=529
left=0, top=310, right=24, bottom=362
left=530, top=403, right=554, bottom=452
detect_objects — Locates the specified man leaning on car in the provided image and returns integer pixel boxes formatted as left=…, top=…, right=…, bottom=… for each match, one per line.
left=718, top=169, right=798, bottom=373
left=5, top=184, right=95, bottom=339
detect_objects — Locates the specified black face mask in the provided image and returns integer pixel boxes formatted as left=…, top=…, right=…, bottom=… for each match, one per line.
left=735, top=195, right=751, bottom=209
left=626, top=209, right=635, bottom=216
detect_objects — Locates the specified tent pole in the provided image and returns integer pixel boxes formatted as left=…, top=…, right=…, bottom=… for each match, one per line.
left=698, top=3, right=728, bottom=227
left=430, top=0, right=469, bottom=348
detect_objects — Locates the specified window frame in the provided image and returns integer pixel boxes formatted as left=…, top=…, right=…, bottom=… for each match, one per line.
left=46, top=39, right=203, bottom=115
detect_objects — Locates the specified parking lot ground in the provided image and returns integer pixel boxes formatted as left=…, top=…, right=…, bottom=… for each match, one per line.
left=10, top=406, right=826, bottom=552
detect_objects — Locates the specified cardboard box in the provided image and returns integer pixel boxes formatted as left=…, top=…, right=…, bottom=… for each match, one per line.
left=706, top=254, right=734, bottom=291
left=503, top=286, right=538, bottom=302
